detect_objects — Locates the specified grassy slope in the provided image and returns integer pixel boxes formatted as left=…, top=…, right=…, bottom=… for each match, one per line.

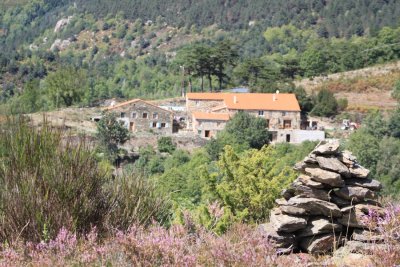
left=295, top=61, right=400, bottom=111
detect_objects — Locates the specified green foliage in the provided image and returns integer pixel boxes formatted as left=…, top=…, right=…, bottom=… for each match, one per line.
left=201, top=145, right=304, bottom=224
left=96, top=112, right=130, bottom=160
left=104, top=173, right=171, bottom=229
left=224, top=112, right=269, bottom=149
left=362, top=110, right=389, bottom=138
left=157, top=136, right=176, bottom=153
left=310, top=89, right=338, bottom=117
left=0, top=118, right=108, bottom=242
left=45, top=67, right=88, bottom=108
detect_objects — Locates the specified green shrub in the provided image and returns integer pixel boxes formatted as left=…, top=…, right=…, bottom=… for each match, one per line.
left=104, top=174, right=171, bottom=229
left=0, top=118, right=108, bottom=242
left=157, top=136, right=176, bottom=153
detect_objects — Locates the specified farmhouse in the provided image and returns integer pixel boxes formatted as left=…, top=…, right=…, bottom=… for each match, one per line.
left=186, top=92, right=324, bottom=143
left=105, top=99, right=174, bottom=134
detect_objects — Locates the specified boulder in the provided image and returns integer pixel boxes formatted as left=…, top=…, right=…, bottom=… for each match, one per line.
left=297, top=175, right=325, bottom=189
left=305, top=168, right=345, bottom=187
left=349, top=164, right=370, bottom=178
left=338, top=204, right=385, bottom=229
left=316, top=156, right=351, bottom=178
left=291, top=181, right=331, bottom=201
left=303, top=156, right=318, bottom=164
left=334, top=186, right=377, bottom=202
left=258, top=223, right=296, bottom=249
left=270, top=208, right=307, bottom=233
left=296, top=218, right=343, bottom=237
left=332, top=249, right=374, bottom=266
left=299, top=234, right=345, bottom=254
left=312, top=141, right=340, bottom=156
left=352, top=229, right=385, bottom=243
left=286, top=196, right=342, bottom=218
left=293, top=161, right=317, bottom=172
left=338, top=150, right=357, bottom=167
left=345, top=178, right=382, bottom=191
left=280, top=205, right=308, bottom=216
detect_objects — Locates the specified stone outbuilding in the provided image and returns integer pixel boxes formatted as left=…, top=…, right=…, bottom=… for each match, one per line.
left=192, top=112, right=230, bottom=138
left=105, top=99, right=174, bottom=134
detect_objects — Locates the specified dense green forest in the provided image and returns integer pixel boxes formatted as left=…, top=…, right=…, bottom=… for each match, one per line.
left=1, top=0, right=400, bottom=114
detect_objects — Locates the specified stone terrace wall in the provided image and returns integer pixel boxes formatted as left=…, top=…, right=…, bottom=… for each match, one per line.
left=259, top=140, right=386, bottom=254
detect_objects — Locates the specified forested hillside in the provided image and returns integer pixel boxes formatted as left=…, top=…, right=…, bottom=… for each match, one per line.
left=1, top=0, right=400, bottom=114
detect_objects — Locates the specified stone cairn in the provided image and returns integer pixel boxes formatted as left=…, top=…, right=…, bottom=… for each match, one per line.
left=259, top=140, right=386, bottom=254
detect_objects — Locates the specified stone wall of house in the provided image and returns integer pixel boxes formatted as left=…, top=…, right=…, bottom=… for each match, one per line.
left=229, top=110, right=301, bottom=130
left=111, top=101, right=173, bottom=134
left=192, top=117, right=227, bottom=138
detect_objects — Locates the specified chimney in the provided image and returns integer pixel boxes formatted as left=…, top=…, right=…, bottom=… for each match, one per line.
left=273, top=90, right=279, bottom=101
left=233, top=95, right=238, bottom=104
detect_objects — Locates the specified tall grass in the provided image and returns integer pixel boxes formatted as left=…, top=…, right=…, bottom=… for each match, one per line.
left=0, top=118, right=107, bottom=242
left=0, top=118, right=171, bottom=243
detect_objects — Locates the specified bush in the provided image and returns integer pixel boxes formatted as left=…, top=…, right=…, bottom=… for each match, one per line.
left=310, top=88, right=338, bottom=117
left=0, top=118, right=171, bottom=243
left=157, top=136, right=176, bottom=153
left=104, top=174, right=171, bottom=229
left=0, top=118, right=108, bottom=242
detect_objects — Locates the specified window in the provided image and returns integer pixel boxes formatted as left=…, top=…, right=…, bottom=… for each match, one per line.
left=131, top=112, right=137, bottom=118
left=161, top=122, right=166, bottom=128
left=266, top=119, right=270, bottom=128
left=152, top=122, right=157, bottom=128
left=205, top=130, right=211, bottom=138
left=120, top=112, right=126, bottom=118
left=282, top=111, right=287, bottom=116
left=258, top=110, right=264, bottom=116
left=284, top=120, right=292, bottom=129
left=153, top=113, right=158, bottom=119
left=142, top=112, right=148, bottom=119
left=195, top=100, right=199, bottom=106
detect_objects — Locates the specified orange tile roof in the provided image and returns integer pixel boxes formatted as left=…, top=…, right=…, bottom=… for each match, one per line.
left=187, top=92, right=301, bottom=112
left=104, top=99, right=173, bottom=113
left=193, top=112, right=230, bottom=121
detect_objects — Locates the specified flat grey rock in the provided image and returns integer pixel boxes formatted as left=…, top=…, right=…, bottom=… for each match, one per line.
left=305, top=167, right=345, bottom=187
left=297, top=218, right=343, bottom=237
left=345, top=178, right=382, bottom=191
left=287, top=196, right=342, bottom=218
left=258, top=223, right=296, bottom=249
left=334, top=186, right=377, bottom=202
left=291, top=181, right=331, bottom=201
left=349, top=164, right=370, bottom=178
left=270, top=208, right=308, bottom=233
left=297, top=174, right=325, bottom=189
left=316, top=156, right=351, bottom=178
left=312, top=141, right=340, bottom=156
left=299, top=234, right=345, bottom=254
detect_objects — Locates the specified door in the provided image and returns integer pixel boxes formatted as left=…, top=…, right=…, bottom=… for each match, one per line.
left=205, top=130, right=210, bottom=138
left=130, top=122, right=135, bottom=132
left=286, top=134, right=291, bottom=143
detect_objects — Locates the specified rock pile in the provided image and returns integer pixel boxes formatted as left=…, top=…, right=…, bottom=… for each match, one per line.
left=259, top=140, right=385, bottom=254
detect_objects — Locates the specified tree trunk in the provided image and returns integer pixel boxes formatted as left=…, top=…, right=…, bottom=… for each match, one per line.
left=208, top=73, right=212, bottom=92
left=189, top=76, right=193, bottom=92
left=201, top=76, right=204, bottom=92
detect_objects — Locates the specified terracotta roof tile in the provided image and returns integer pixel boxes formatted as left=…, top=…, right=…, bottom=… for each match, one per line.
left=192, top=112, right=230, bottom=121
left=187, top=93, right=301, bottom=112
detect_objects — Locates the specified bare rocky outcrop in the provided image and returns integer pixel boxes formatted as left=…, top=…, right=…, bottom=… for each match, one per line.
left=54, top=16, right=73, bottom=33
left=259, top=140, right=387, bottom=254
